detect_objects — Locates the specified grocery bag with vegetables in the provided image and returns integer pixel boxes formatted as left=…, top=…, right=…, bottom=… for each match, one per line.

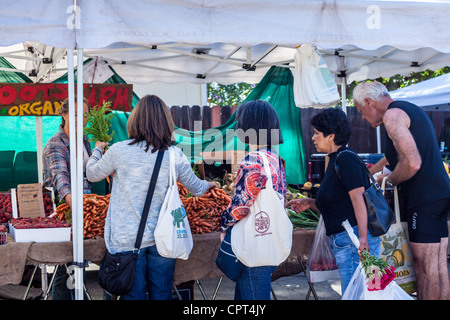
left=307, top=216, right=340, bottom=282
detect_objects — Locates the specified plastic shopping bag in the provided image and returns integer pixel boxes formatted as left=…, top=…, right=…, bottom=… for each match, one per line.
left=293, top=44, right=340, bottom=109
left=307, top=216, right=340, bottom=282
left=342, top=263, right=413, bottom=300
left=154, top=147, right=193, bottom=260
left=341, top=220, right=414, bottom=300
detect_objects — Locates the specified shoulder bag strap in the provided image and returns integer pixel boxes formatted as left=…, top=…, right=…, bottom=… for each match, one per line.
left=256, top=151, right=274, bottom=191
left=134, top=149, right=165, bottom=252
left=334, top=149, right=378, bottom=188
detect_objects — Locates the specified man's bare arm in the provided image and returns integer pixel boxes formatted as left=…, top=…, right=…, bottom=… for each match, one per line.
left=383, top=108, right=421, bottom=185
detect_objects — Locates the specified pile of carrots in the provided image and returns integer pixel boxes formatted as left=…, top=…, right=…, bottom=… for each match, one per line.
left=54, top=182, right=232, bottom=238
left=178, top=182, right=232, bottom=234
left=55, top=194, right=110, bottom=239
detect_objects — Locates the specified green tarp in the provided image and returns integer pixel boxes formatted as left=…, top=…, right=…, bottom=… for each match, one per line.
left=244, top=66, right=307, bottom=184
left=0, top=59, right=138, bottom=192
left=0, top=64, right=307, bottom=191
left=0, top=57, right=33, bottom=83
left=171, top=66, right=307, bottom=184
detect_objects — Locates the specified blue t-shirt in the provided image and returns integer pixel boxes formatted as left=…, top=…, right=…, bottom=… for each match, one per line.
left=315, top=147, right=370, bottom=236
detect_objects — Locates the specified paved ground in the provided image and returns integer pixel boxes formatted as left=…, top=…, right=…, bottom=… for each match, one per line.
left=4, top=256, right=450, bottom=300
left=88, top=264, right=344, bottom=300
left=0, top=262, right=343, bottom=300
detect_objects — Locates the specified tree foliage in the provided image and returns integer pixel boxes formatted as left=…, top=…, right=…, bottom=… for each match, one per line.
left=207, top=67, right=450, bottom=107
left=207, top=82, right=256, bottom=106
left=344, top=67, right=450, bottom=106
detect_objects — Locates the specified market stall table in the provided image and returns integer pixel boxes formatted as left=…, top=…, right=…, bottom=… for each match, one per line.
left=0, top=227, right=316, bottom=300
left=0, top=233, right=106, bottom=299
left=174, top=227, right=317, bottom=299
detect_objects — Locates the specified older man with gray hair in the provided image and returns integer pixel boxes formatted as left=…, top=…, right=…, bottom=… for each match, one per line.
left=353, top=81, right=450, bottom=300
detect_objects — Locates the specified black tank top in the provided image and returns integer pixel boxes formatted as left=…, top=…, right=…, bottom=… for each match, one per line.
left=384, top=101, right=450, bottom=209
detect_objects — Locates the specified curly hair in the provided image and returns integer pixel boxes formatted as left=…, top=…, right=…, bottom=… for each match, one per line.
left=311, top=107, right=351, bottom=146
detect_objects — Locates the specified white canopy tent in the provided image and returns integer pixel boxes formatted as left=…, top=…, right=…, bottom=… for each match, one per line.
left=390, top=72, right=450, bottom=110
left=2, top=0, right=450, bottom=300
left=3, top=0, right=450, bottom=85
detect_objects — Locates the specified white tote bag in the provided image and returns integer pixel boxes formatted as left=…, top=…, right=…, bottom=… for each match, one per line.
left=154, top=147, right=193, bottom=260
left=380, top=179, right=417, bottom=294
left=231, top=152, right=293, bottom=267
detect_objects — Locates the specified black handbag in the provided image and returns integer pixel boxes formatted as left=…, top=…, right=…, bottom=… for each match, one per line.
left=215, top=227, right=245, bottom=281
left=335, top=150, right=394, bottom=237
left=98, top=150, right=164, bottom=296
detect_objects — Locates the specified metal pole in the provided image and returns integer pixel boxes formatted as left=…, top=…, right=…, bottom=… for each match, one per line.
left=67, top=49, right=81, bottom=300
left=341, top=80, right=347, bottom=114
left=376, top=126, right=381, bottom=153
left=74, top=48, right=85, bottom=300
left=35, top=116, right=44, bottom=183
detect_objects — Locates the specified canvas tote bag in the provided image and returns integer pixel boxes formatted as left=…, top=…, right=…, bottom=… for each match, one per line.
left=154, top=147, right=193, bottom=260
left=380, top=178, right=417, bottom=294
left=231, top=151, right=293, bottom=267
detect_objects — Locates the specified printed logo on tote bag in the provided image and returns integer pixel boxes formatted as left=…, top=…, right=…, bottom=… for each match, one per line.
left=255, top=211, right=271, bottom=235
left=172, top=207, right=189, bottom=239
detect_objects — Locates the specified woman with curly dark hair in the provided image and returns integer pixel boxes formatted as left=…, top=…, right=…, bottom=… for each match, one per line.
left=288, top=107, right=381, bottom=293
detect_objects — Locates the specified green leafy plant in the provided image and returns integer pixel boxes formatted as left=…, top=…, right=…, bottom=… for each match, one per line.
left=84, top=101, right=115, bottom=148
left=207, top=82, right=256, bottom=106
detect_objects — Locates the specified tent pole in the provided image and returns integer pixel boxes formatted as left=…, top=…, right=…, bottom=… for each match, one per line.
left=67, top=49, right=81, bottom=299
left=341, top=80, right=347, bottom=115
left=74, top=48, right=85, bottom=301
left=376, top=126, right=381, bottom=153
left=35, top=116, right=43, bottom=184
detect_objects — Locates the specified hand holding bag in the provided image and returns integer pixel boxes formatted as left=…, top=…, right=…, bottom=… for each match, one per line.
left=231, top=152, right=293, bottom=267
left=335, top=150, right=394, bottom=237
left=98, top=150, right=164, bottom=296
left=341, top=220, right=413, bottom=300
left=154, top=146, right=193, bottom=260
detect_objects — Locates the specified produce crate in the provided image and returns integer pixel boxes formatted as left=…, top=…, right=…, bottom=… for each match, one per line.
left=0, top=225, right=7, bottom=245
left=9, top=223, right=71, bottom=243
left=8, top=217, right=71, bottom=243
left=0, top=190, right=18, bottom=222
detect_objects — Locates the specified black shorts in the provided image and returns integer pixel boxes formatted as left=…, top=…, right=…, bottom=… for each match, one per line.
left=407, top=197, right=450, bottom=243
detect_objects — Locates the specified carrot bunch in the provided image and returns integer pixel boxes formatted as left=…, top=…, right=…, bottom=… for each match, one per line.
left=177, top=182, right=232, bottom=234
left=83, top=194, right=109, bottom=239
left=55, top=194, right=110, bottom=239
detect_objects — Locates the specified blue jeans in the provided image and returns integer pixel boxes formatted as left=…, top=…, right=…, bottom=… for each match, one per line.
left=120, top=245, right=176, bottom=300
left=234, top=265, right=277, bottom=300
left=329, top=226, right=381, bottom=294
